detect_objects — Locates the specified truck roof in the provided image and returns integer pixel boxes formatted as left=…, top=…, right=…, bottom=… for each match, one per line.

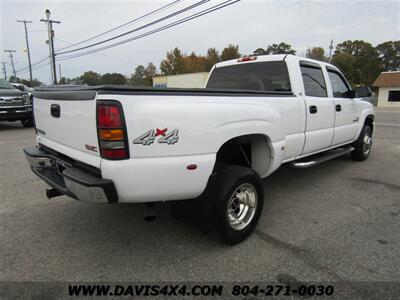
left=214, top=54, right=339, bottom=71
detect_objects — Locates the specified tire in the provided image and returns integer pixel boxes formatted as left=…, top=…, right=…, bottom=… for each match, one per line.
left=351, top=125, right=372, bottom=161
left=214, top=165, right=264, bottom=244
left=21, top=115, right=34, bottom=128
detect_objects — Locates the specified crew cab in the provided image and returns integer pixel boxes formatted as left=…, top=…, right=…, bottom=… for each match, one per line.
left=24, top=55, right=374, bottom=244
left=0, top=79, right=34, bottom=127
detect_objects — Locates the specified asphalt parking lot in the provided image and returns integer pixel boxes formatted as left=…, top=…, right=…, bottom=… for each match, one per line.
left=0, top=110, right=399, bottom=295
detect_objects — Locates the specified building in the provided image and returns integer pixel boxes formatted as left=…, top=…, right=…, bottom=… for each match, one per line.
left=153, top=72, right=209, bottom=88
left=372, top=71, right=400, bottom=107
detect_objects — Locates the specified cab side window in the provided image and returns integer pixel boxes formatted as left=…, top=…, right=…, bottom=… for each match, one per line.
left=300, top=64, right=327, bottom=97
left=328, top=70, right=351, bottom=98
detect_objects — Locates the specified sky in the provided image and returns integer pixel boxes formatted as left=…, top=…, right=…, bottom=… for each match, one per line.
left=1, top=0, right=399, bottom=84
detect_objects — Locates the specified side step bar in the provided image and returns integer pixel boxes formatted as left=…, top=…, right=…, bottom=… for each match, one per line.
left=290, top=147, right=354, bottom=169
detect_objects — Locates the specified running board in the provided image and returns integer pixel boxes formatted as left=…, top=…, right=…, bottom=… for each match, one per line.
left=290, top=147, right=354, bottom=169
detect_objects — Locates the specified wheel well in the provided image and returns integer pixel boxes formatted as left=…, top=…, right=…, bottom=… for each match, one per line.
left=214, top=134, right=272, bottom=177
left=365, top=115, right=374, bottom=133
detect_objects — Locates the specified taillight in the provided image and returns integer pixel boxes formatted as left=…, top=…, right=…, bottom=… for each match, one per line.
left=97, top=101, right=129, bottom=160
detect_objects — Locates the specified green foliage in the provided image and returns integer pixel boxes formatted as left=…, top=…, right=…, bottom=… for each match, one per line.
left=306, top=47, right=326, bottom=61
left=376, top=40, right=400, bottom=71
left=220, top=44, right=240, bottom=61
left=160, top=47, right=185, bottom=75
left=101, top=73, right=127, bottom=85
left=128, top=63, right=157, bottom=86
left=253, top=42, right=296, bottom=55
left=78, top=71, right=102, bottom=86
left=205, top=48, right=220, bottom=71
left=332, top=40, right=381, bottom=86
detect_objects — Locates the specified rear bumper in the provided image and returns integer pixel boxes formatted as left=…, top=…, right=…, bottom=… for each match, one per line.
left=0, top=105, right=32, bottom=120
left=24, top=146, right=118, bottom=203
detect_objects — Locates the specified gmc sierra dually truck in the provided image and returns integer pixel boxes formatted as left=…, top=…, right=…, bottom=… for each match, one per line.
left=24, top=55, right=374, bottom=244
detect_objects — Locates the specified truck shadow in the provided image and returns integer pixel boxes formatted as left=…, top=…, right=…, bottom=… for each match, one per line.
left=0, top=121, right=25, bottom=130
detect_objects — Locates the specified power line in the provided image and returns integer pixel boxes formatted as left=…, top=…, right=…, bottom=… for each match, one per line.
left=14, top=1, right=182, bottom=74
left=15, top=56, right=49, bottom=73
left=56, top=0, right=211, bottom=55
left=57, top=0, right=240, bottom=62
left=55, top=37, right=137, bottom=65
left=55, top=0, right=183, bottom=52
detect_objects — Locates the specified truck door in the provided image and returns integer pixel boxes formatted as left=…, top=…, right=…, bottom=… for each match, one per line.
left=300, top=61, right=335, bottom=155
left=326, top=67, right=360, bottom=145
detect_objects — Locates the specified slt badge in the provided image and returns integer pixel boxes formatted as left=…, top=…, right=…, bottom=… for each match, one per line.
left=133, top=128, right=179, bottom=146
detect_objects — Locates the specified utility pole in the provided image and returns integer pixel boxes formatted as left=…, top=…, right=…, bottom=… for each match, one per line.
left=17, top=20, right=33, bottom=83
left=58, top=63, right=62, bottom=81
left=1, top=62, right=7, bottom=79
left=4, top=50, right=17, bottom=79
left=40, top=9, right=61, bottom=84
left=328, top=40, right=334, bottom=62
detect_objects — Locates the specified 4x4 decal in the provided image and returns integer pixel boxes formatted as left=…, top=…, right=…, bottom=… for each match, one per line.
left=133, top=128, right=179, bottom=146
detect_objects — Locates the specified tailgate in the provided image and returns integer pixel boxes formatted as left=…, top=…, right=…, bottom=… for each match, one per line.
left=33, top=90, right=101, bottom=168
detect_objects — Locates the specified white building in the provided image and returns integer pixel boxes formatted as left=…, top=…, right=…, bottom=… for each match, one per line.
left=153, top=72, right=209, bottom=88
left=373, top=71, right=400, bottom=107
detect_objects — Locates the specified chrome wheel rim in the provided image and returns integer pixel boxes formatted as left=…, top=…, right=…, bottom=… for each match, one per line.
left=362, top=132, right=372, bottom=155
left=226, top=183, right=258, bottom=231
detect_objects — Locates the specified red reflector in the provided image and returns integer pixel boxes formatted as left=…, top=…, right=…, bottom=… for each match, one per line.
left=238, top=56, right=257, bottom=62
left=100, top=149, right=126, bottom=159
left=186, top=164, right=197, bottom=170
left=97, top=105, right=122, bottom=128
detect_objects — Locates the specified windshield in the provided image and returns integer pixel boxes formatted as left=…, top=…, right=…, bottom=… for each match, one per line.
left=206, top=61, right=292, bottom=92
left=0, top=79, right=16, bottom=90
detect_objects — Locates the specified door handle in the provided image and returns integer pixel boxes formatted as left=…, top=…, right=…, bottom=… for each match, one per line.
left=309, top=105, right=318, bottom=114
left=336, top=104, right=342, bottom=112
left=50, top=104, right=60, bottom=118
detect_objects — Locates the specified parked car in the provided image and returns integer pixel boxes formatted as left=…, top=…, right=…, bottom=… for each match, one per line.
left=0, top=79, right=34, bottom=127
left=24, top=55, right=374, bottom=244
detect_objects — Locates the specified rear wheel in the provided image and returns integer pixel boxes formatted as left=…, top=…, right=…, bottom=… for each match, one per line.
left=351, top=125, right=372, bottom=161
left=214, top=165, right=264, bottom=244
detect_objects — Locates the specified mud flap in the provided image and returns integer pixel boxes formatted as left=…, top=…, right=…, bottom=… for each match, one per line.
left=170, top=173, right=218, bottom=232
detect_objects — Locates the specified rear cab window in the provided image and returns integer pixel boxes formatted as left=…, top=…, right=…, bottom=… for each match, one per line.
left=206, top=61, right=292, bottom=92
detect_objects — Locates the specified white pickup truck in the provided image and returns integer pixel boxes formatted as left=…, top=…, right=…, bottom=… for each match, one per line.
left=24, top=54, right=374, bottom=244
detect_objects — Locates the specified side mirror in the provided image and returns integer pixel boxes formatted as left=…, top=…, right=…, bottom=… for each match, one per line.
left=343, top=90, right=356, bottom=99
left=355, top=87, right=372, bottom=98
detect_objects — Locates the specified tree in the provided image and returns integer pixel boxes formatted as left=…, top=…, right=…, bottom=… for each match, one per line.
left=129, top=63, right=156, bottom=86
left=331, top=52, right=356, bottom=85
left=376, top=41, right=400, bottom=71
left=221, top=44, right=240, bottom=61
left=306, top=47, right=326, bottom=61
left=160, top=47, right=185, bottom=75
left=79, top=71, right=102, bottom=86
left=332, top=40, right=381, bottom=86
left=144, top=62, right=157, bottom=79
left=265, top=42, right=296, bottom=55
left=101, top=73, right=127, bottom=85
left=253, top=48, right=266, bottom=56
left=252, top=42, right=296, bottom=56
left=205, top=48, right=220, bottom=71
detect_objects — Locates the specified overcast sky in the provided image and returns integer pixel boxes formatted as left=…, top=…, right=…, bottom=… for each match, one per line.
left=1, top=0, right=399, bottom=83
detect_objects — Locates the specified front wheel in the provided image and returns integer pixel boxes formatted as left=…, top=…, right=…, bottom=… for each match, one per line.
left=214, top=165, right=264, bottom=244
left=21, top=115, right=34, bottom=128
left=351, top=125, right=372, bottom=161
